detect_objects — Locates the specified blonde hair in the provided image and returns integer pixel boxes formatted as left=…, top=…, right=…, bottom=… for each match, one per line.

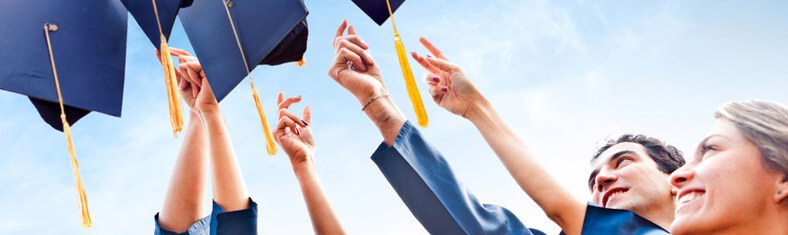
left=714, top=100, right=788, bottom=178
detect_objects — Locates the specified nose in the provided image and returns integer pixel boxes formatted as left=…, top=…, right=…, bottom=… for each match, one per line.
left=670, top=165, right=694, bottom=188
left=595, top=173, right=618, bottom=193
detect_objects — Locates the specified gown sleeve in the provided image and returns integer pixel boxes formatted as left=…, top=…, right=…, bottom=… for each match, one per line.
left=370, top=121, right=544, bottom=235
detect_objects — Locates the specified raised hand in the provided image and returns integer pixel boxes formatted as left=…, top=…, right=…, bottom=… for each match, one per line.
left=328, top=20, right=387, bottom=105
left=273, top=92, right=313, bottom=164
left=157, top=48, right=219, bottom=116
left=410, top=37, right=484, bottom=119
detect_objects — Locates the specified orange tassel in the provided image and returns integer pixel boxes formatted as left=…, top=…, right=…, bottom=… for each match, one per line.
left=159, top=36, right=184, bottom=137
left=62, top=118, right=92, bottom=228
left=296, top=57, right=306, bottom=67
left=44, top=23, right=92, bottom=228
left=386, top=0, right=428, bottom=127
left=251, top=85, right=277, bottom=155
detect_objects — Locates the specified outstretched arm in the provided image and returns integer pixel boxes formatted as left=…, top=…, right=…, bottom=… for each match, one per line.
left=328, top=20, right=535, bottom=234
left=274, top=92, right=345, bottom=234
left=155, top=50, right=210, bottom=233
left=170, top=49, right=250, bottom=212
left=411, top=38, right=586, bottom=235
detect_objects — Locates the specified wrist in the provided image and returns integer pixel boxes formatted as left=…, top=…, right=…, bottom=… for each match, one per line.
left=356, top=86, right=388, bottom=107
left=291, top=157, right=315, bottom=175
left=466, top=97, right=495, bottom=125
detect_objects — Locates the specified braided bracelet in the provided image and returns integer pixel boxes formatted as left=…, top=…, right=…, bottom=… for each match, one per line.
left=361, top=92, right=390, bottom=111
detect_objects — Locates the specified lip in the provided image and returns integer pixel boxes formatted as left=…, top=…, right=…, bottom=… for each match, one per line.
left=602, top=187, right=629, bottom=207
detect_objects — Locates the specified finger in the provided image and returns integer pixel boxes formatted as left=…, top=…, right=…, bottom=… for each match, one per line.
left=155, top=49, right=162, bottom=62
left=277, top=92, right=284, bottom=107
left=337, top=39, right=374, bottom=65
left=279, top=109, right=307, bottom=127
left=274, top=115, right=298, bottom=140
left=429, top=86, right=446, bottom=103
left=184, top=61, right=203, bottom=87
left=302, top=104, right=311, bottom=123
left=186, top=64, right=200, bottom=88
left=178, top=63, right=193, bottom=88
left=336, top=48, right=367, bottom=71
left=178, top=76, right=188, bottom=91
left=423, top=73, right=441, bottom=86
left=426, top=56, right=460, bottom=73
left=279, top=96, right=302, bottom=110
left=419, top=37, right=447, bottom=60
left=169, top=48, right=192, bottom=57
left=411, top=51, right=442, bottom=75
left=337, top=35, right=369, bottom=50
left=279, top=109, right=306, bottom=128
left=333, top=19, right=348, bottom=48
left=348, top=24, right=357, bottom=35
left=191, top=83, right=198, bottom=98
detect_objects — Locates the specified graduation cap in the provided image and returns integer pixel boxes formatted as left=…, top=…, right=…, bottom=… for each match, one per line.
left=352, top=0, right=428, bottom=127
left=0, top=0, right=130, bottom=227
left=179, top=0, right=309, bottom=156
left=121, top=0, right=196, bottom=137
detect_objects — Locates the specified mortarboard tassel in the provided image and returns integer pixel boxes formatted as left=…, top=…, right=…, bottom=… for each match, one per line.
left=152, top=0, right=184, bottom=137
left=44, top=23, right=93, bottom=228
left=296, top=57, right=306, bottom=67
left=222, top=0, right=278, bottom=155
left=385, top=0, right=428, bottom=127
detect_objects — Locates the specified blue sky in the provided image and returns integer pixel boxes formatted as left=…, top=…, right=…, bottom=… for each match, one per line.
left=1, top=0, right=787, bottom=234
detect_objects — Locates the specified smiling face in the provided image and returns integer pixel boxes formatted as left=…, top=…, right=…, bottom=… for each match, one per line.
left=669, top=119, right=781, bottom=234
left=589, top=142, right=676, bottom=217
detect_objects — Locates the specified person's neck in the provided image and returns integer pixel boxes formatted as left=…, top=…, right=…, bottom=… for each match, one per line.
left=640, top=205, right=674, bottom=231
left=709, top=209, right=788, bottom=235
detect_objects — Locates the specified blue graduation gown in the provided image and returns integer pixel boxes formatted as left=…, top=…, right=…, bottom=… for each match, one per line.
left=154, top=198, right=258, bottom=235
left=371, top=121, right=668, bottom=235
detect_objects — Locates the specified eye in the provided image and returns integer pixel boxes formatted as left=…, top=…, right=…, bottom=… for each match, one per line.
left=615, top=157, right=632, bottom=168
left=701, top=144, right=717, bottom=155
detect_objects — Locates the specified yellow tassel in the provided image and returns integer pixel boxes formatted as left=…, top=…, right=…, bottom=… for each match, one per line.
left=296, top=57, right=306, bottom=67
left=386, top=0, right=428, bottom=127
left=159, top=36, right=184, bottom=137
left=44, top=23, right=92, bottom=228
left=62, top=117, right=92, bottom=228
left=393, top=34, right=428, bottom=127
left=251, top=86, right=277, bottom=155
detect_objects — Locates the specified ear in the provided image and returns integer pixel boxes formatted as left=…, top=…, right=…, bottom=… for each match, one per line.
left=774, top=175, right=788, bottom=203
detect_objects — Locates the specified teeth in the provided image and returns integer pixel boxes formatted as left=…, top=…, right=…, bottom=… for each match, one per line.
left=677, top=191, right=704, bottom=205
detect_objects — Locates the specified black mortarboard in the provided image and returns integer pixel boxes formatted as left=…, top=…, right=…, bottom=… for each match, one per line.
left=179, top=0, right=309, bottom=102
left=0, top=0, right=128, bottom=131
left=121, top=0, right=194, bottom=137
left=0, top=0, right=129, bottom=227
left=178, top=0, right=309, bottom=156
left=352, top=0, right=405, bottom=25
left=121, top=0, right=194, bottom=50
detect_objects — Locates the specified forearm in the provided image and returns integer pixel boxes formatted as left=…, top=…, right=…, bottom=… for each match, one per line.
left=201, top=109, right=250, bottom=211
left=362, top=96, right=406, bottom=146
left=160, top=112, right=210, bottom=231
left=293, top=161, right=346, bottom=235
left=466, top=100, right=585, bottom=234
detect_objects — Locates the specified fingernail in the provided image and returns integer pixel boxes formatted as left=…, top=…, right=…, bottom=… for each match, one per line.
left=441, top=86, right=448, bottom=92
left=301, top=119, right=309, bottom=126
left=297, top=95, right=302, bottom=99
left=296, top=128, right=301, bottom=135
left=433, top=77, right=439, bottom=82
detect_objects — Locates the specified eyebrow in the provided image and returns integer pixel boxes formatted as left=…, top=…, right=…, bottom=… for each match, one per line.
left=588, top=150, right=639, bottom=190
